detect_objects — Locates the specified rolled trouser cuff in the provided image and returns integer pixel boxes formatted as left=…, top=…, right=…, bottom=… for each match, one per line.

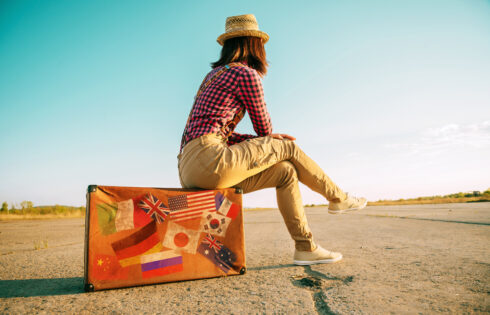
left=294, top=231, right=316, bottom=251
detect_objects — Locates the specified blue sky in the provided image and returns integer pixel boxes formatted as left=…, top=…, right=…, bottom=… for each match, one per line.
left=1, top=0, right=489, bottom=207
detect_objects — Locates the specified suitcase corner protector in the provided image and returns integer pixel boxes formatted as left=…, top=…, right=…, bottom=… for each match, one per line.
left=239, top=267, right=246, bottom=275
left=87, top=185, right=98, bottom=193
left=84, top=283, right=95, bottom=292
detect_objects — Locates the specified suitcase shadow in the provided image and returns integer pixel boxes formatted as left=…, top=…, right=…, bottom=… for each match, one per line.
left=0, top=277, right=84, bottom=298
left=248, top=263, right=297, bottom=271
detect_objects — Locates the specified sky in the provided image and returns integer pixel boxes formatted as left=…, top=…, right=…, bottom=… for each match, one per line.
left=1, top=0, right=489, bottom=208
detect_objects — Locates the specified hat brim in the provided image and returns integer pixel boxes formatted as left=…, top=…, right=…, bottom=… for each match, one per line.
left=217, top=30, right=269, bottom=46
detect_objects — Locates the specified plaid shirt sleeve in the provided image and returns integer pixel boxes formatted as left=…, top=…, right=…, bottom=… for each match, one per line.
left=227, top=68, right=272, bottom=145
left=227, top=132, right=255, bottom=145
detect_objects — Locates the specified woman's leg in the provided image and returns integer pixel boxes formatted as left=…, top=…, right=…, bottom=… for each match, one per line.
left=179, top=134, right=347, bottom=204
left=235, top=161, right=316, bottom=251
left=216, top=136, right=347, bottom=203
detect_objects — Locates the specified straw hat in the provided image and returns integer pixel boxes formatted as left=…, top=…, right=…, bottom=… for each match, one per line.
left=217, top=14, right=269, bottom=46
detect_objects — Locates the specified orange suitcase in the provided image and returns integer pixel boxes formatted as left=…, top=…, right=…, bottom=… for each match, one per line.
left=83, top=185, right=246, bottom=291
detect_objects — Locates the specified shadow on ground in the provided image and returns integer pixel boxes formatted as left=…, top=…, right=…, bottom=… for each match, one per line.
left=248, top=264, right=297, bottom=271
left=0, top=277, right=84, bottom=298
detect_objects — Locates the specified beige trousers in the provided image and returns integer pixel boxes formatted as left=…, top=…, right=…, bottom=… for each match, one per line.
left=177, top=134, right=347, bottom=251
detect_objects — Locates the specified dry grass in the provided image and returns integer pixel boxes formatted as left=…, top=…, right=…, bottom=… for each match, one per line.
left=0, top=211, right=84, bottom=221
left=33, top=239, right=49, bottom=250
left=244, top=207, right=277, bottom=211
left=368, top=196, right=489, bottom=206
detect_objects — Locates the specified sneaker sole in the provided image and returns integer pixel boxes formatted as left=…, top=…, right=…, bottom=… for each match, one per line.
left=328, top=200, right=368, bottom=215
left=293, top=255, right=343, bottom=266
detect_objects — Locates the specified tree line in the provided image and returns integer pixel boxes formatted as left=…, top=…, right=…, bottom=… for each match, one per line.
left=0, top=201, right=84, bottom=216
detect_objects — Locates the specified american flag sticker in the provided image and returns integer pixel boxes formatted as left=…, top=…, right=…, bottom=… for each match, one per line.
left=168, top=191, right=217, bottom=222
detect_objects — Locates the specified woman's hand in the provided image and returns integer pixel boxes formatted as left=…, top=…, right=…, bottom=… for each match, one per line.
left=270, top=133, right=296, bottom=141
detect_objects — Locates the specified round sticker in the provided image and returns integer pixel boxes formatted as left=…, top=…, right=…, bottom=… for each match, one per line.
left=174, top=232, right=189, bottom=247
left=210, top=218, right=220, bottom=229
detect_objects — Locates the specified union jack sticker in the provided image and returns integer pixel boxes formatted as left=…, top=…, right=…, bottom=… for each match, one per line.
left=202, top=234, right=223, bottom=253
left=138, top=193, right=170, bottom=224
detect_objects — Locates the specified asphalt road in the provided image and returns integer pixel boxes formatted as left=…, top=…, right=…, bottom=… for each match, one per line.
left=0, top=202, right=489, bottom=314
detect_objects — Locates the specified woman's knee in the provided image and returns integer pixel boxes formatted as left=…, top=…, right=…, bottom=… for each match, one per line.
left=270, top=138, right=300, bottom=161
left=274, top=161, right=298, bottom=185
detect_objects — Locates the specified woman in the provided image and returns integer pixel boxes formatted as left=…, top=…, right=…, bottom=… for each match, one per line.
left=178, top=14, right=367, bottom=265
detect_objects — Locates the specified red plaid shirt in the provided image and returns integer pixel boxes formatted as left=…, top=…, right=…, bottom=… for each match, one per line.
left=180, top=63, right=272, bottom=152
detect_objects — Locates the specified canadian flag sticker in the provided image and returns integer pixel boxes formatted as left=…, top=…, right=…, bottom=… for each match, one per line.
left=163, top=221, right=201, bottom=254
left=200, top=212, right=231, bottom=237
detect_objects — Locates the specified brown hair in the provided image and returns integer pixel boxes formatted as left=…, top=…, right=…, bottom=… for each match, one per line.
left=211, top=36, right=268, bottom=76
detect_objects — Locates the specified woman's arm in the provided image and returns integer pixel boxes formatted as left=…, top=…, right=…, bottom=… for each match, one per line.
left=227, top=132, right=255, bottom=145
left=226, top=67, right=278, bottom=146
left=227, top=132, right=296, bottom=146
left=236, top=68, right=273, bottom=137
left=270, top=133, right=296, bottom=140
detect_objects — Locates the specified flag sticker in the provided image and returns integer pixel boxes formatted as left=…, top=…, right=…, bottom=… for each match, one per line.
left=200, top=212, right=231, bottom=237
left=97, top=200, right=153, bottom=234
left=215, top=193, right=239, bottom=219
left=111, top=221, right=163, bottom=267
left=92, top=254, right=129, bottom=281
left=168, top=191, right=216, bottom=222
left=140, top=250, right=184, bottom=278
left=115, top=199, right=134, bottom=231
left=163, top=221, right=201, bottom=254
left=138, top=193, right=170, bottom=224
left=197, top=234, right=237, bottom=274
left=97, top=203, right=117, bottom=235
left=202, top=234, right=222, bottom=253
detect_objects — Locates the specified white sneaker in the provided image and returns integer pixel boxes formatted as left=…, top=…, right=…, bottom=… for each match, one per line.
left=293, top=245, right=343, bottom=265
left=328, top=193, right=367, bottom=214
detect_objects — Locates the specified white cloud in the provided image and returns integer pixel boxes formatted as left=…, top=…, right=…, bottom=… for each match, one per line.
left=424, top=121, right=490, bottom=147
left=386, top=120, right=490, bottom=156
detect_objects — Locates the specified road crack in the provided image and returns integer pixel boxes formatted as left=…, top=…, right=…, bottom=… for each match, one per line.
left=290, top=266, right=353, bottom=315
